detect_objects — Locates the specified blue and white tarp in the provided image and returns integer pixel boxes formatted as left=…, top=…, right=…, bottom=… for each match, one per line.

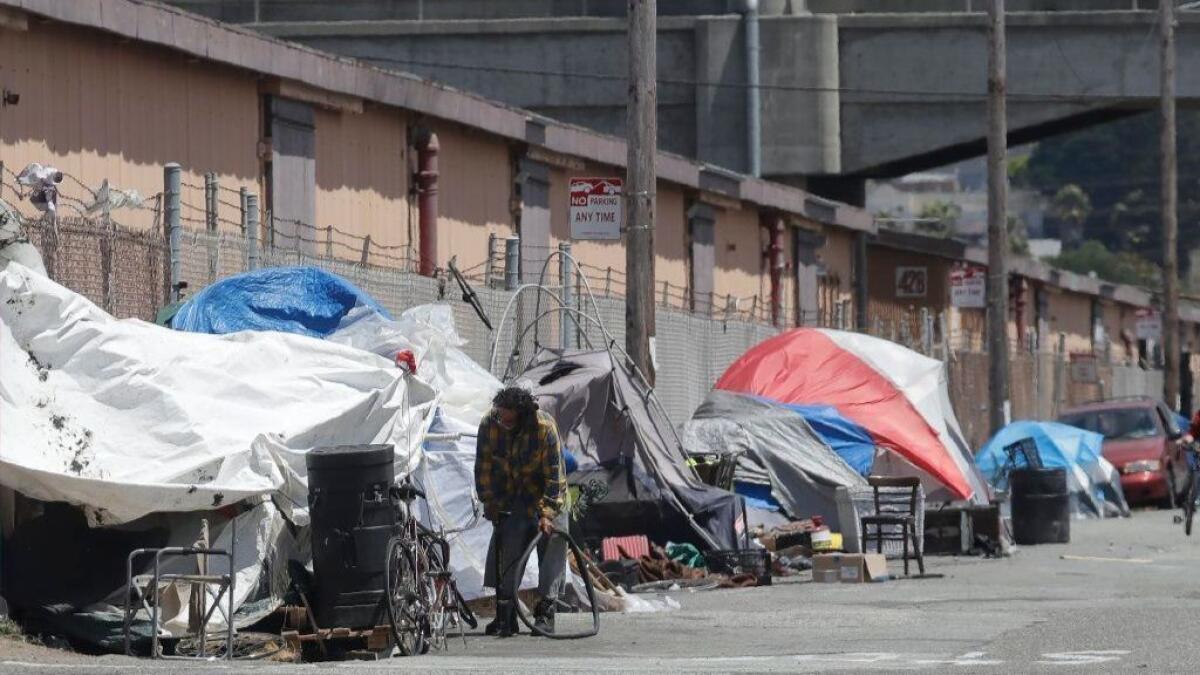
left=172, top=266, right=391, bottom=337
left=976, top=421, right=1130, bottom=519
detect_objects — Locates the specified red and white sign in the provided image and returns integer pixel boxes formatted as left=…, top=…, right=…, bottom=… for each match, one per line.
left=1135, top=308, right=1161, bottom=341
left=569, top=177, right=623, bottom=240
left=949, top=266, right=986, bottom=308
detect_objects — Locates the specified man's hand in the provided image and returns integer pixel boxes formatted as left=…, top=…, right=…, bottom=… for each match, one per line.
left=538, top=515, right=554, bottom=536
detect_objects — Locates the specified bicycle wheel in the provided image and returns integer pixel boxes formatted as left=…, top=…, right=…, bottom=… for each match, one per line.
left=385, top=536, right=427, bottom=656
left=1186, top=472, right=1197, bottom=537
left=453, top=583, right=478, bottom=630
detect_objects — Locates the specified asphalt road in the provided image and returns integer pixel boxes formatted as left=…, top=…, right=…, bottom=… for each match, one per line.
left=4, top=508, right=1198, bottom=673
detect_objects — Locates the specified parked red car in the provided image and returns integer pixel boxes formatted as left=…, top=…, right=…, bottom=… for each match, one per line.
left=1057, top=397, right=1188, bottom=507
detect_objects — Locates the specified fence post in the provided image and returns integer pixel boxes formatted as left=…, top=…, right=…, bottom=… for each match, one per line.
left=485, top=233, right=496, bottom=288
left=238, top=187, right=247, bottom=235
left=204, top=172, right=218, bottom=285
left=360, top=235, right=372, bottom=266
left=164, top=163, right=182, bottom=303
left=504, top=236, right=520, bottom=291
left=941, top=312, right=953, bottom=361
left=662, top=281, right=670, bottom=309
left=920, top=308, right=933, bottom=355
left=1052, top=333, right=1066, bottom=416
left=559, top=242, right=573, bottom=350
left=605, top=267, right=613, bottom=297
left=245, top=192, right=260, bottom=271
left=325, top=227, right=333, bottom=259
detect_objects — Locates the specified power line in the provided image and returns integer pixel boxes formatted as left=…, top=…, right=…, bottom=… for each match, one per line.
left=366, top=55, right=1166, bottom=104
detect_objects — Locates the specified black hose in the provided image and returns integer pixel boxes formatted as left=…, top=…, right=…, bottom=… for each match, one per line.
left=510, top=528, right=600, bottom=639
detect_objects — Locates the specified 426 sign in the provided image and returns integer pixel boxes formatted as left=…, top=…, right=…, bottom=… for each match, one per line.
left=895, top=266, right=928, bottom=298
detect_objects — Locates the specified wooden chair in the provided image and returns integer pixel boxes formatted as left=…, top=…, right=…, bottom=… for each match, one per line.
left=859, top=476, right=925, bottom=576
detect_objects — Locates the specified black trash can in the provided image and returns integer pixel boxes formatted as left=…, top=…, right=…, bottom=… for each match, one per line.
left=306, top=444, right=395, bottom=629
left=1010, top=467, right=1070, bottom=545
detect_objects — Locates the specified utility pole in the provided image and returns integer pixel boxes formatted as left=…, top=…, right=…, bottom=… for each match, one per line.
left=626, top=0, right=657, bottom=383
left=986, top=0, right=1010, bottom=434
left=1162, top=0, right=1181, bottom=412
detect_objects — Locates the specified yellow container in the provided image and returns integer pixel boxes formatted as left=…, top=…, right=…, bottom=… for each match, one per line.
left=813, top=532, right=843, bottom=552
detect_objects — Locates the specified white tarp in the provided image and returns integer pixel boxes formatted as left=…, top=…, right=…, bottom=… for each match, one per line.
left=0, top=261, right=438, bottom=526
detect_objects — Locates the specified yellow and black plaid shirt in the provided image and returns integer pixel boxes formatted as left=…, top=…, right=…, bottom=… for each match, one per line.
left=475, top=410, right=566, bottom=520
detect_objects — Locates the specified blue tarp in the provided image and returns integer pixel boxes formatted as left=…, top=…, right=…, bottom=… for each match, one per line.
left=976, top=420, right=1104, bottom=482
left=172, top=266, right=391, bottom=337
left=975, top=420, right=1130, bottom=518
left=733, top=481, right=783, bottom=512
left=774, top=402, right=876, bottom=476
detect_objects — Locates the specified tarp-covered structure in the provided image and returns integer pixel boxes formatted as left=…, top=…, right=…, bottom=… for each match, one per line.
left=0, top=261, right=536, bottom=649
left=976, top=421, right=1131, bottom=519
left=716, top=328, right=989, bottom=504
left=683, top=391, right=867, bottom=532
left=524, top=350, right=743, bottom=551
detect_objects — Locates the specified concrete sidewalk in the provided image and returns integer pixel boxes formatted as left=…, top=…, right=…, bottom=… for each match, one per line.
left=2, top=509, right=1194, bottom=673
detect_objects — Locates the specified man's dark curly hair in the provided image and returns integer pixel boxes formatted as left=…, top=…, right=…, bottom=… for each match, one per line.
left=492, top=386, right=539, bottom=429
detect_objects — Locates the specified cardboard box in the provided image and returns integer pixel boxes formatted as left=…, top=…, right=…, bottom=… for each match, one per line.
left=811, top=553, right=889, bottom=583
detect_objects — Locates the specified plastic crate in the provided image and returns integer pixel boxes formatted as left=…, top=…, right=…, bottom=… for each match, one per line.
left=706, top=548, right=772, bottom=586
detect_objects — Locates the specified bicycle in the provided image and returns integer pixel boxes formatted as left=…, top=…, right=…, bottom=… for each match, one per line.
left=385, top=478, right=432, bottom=656
left=1181, top=443, right=1200, bottom=536
left=384, top=476, right=480, bottom=656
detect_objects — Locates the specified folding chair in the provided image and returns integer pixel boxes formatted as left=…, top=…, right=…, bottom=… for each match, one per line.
left=859, top=476, right=925, bottom=576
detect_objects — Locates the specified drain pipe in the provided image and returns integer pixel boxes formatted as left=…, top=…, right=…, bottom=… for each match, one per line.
left=765, top=214, right=784, bottom=326
left=413, top=128, right=439, bottom=277
left=741, top=0, right=761, bottom=177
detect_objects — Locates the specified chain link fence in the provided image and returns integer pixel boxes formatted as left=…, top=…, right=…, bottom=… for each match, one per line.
left=15, top=204, right=1172, bottom=445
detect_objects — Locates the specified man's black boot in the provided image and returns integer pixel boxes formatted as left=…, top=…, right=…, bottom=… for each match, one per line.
left=532, top=598, right=555, bottom=635
left=487, top=599, right=518, bottom=637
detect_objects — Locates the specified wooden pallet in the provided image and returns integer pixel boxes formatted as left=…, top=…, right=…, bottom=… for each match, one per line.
left=279, top=605, right=393, bottom=661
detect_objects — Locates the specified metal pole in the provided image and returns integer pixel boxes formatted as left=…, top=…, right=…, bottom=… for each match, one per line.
left=560, top=242, right=573, bottom=350
left=626, top=0, right=658, bottom=383
left=1163, top=0, right=1181, bottom=412
left=485, top=233, right=497, bottom=288
left=504, top=236, right=520, bottom=291
left=986, top=0, right=1011, bottom=434
left=245, top=193, right=260, bottom=271
left=164, top=163, right=182, bottom=303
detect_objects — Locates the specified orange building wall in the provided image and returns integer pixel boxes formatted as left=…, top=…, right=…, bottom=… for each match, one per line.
left=314, top=105, right=410, bottom=260
left=820, top=228, right=856, bottom=304
left=0, top=20, right=260, bottom=232
left=432, top=122, right=514, bottom=270
left=714, top=206, right=766, bottom=314
left=1046, top=289, right=1094, bottom=354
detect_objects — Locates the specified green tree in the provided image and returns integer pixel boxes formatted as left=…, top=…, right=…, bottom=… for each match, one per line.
left=1025, top=110, right=1200, bottom=275
left=1049, top=184, right=1091, bottom=247
left=1008, top=155, right=1031, bottom=188
left=1048, top=239, right=1160, bottom=288
left=1009, top=215, right=1029, bottom=255
left=915, top=200, right=961, bottom=238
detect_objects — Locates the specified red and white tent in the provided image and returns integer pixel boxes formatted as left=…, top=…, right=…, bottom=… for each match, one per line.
left=716, top=328, right=988, bottom=503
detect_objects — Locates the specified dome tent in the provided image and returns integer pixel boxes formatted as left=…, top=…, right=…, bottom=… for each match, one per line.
left=716, top=328, right=988, bottom=504
left=524, top=349, right=743, bottom=551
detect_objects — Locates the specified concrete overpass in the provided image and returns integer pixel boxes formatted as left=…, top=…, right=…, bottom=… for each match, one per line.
left=170, top=0, right=1186, bottom=203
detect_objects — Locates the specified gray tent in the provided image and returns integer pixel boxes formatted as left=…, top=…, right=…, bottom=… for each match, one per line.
left=524, top=350, right=743, bottom=551
left=683, top=391, right=868, bottom=532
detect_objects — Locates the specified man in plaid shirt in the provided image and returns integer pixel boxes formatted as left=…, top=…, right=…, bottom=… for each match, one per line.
left=476, top=385, right=568, bottom=637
